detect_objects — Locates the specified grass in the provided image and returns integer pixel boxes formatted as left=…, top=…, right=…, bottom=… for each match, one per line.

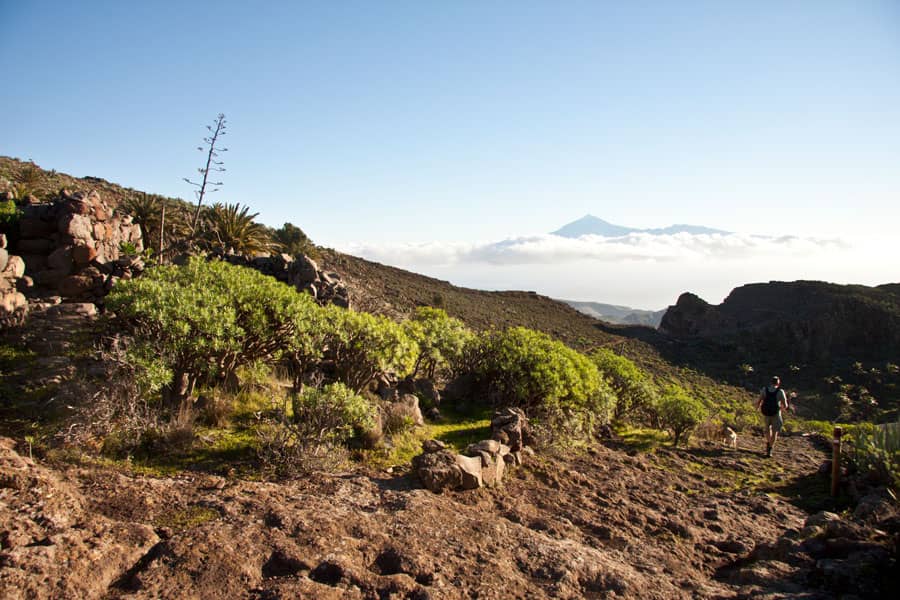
left=361, top=405, right=492, bottom=469
left=614, top=425, right=669, bottom=452
left=152, top=505, right=220, bottom=531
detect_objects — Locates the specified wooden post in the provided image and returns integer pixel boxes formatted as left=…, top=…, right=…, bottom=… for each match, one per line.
left=831, top=426, right=843, bottom=497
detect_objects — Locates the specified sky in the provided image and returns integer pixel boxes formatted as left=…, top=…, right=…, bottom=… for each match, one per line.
left=2, top=1, right=898, bottom=308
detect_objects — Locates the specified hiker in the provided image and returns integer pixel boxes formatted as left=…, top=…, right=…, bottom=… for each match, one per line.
left=756, top=375, right=788, bottom=457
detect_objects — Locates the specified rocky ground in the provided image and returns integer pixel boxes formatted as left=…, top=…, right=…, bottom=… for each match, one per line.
left=2, top=426, right=896, bottom=599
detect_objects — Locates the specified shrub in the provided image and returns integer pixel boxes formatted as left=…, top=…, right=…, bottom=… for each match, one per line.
left=0, top=198, right=20, bottom=235
left=323, top=306, right=418, bottom=393
left=107, top=257, right=319, bottom=409
left=273, top=222, right=317, bottom=258
left=404, top=307, right=474, bottom=380
left=590, top=348, right=657, bottom=422
left=290, top=382, right=376, bottom=449
left=258, top=382, right=375, bottom=477
left=468, top=327, right=615, bottom=438
left=849, top=420, right=900, bottom=489
left=656, top=385, right=708, bottom=446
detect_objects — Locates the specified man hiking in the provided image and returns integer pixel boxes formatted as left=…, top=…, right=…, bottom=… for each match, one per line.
left=757, top=375, right=789, bottom=457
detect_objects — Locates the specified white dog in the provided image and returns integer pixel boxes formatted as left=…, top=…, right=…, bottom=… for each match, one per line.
left=723, top=426, right=738, bottom=449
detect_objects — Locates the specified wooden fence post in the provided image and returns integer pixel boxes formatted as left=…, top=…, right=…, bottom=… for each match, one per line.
left=831, top=426, right=843, bottom=497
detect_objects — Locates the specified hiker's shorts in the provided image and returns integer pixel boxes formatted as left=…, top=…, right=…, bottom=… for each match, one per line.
left=764, top=412, right=783, bottom=433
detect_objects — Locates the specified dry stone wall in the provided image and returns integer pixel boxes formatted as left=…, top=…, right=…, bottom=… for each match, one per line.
left=0, top=234, right=28, bottom=328
left=12, top=190, right=144, bottom=302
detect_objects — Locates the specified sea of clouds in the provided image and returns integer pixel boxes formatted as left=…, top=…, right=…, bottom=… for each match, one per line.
left=334, top=232, right=893, bottom=309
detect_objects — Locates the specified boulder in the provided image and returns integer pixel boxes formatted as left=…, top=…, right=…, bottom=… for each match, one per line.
left=33, top=269, right=69, bottom=287
left=71, top=244, right=98, bottom=265
left=412, top=450, right=463, bottom=493
left=2, top=255, right=26, bottom=279
left=466, top=439, right=501, bottom=456
left=58, top=213, right=93, bottom=240
left=291, top=254, right=319, bottom=286
left=46, top=247, right=74, bottom=274
left=414, top=378, right=441, bottom=407
left=0, top=248, right=7, bottom=273
left=18, top=216, right=55, bottom=238
left=397, top=394, right=425, bottom=426
left=491, top=407, right=531, bottom=451
left=421, top=439, right=447, bottom=454
left=15, top=239, right=54, bottom=254
left=455, top=454, right=483, bottom=490
left=58, top=275, right=97, bottom=298
left=478, top=451, right=505, bottom=487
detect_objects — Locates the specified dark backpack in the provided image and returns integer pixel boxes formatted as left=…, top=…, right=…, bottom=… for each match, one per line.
left=761, top=387, right=781, bottom=416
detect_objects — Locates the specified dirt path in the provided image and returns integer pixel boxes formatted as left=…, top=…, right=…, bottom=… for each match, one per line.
left=4, top=429, right=875, bottom=599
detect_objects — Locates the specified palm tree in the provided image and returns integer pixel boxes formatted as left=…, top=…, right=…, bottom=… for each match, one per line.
left=122, top=193, right=191, bottom=255
left=200, top=202, right=275, bottom=256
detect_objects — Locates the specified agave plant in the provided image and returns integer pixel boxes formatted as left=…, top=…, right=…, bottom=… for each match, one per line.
left=200, top=202, right=275, bottom=256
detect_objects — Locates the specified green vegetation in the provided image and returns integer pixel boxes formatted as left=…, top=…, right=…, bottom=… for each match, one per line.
left=200, top=202, right=276, bottom=255
left=325, top=306, right=418, bottom=392
left=849, top=420, right=900, bottom=490
left=468, top=327, right=613, bottom=440
left=591, top=347, right=657, bottom=421
left=655, top=385, right=708, bottom=446
left=0, top=197, right=20, bottom=233
left=106, top=257, right=318, bottom=407
left=404, top=306, right=473, bottom=379
left=273, top=222, right=317, bottom=258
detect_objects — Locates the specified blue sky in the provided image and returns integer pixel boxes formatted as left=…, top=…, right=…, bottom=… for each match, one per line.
left=2, top=2, right=898, bottom=306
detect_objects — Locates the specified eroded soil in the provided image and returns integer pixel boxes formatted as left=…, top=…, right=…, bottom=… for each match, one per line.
left=4, top=427, right=895, bottom=599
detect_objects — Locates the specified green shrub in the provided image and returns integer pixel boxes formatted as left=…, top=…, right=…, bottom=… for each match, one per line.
left=0, top=198, right=20, bottom=234
left=849, top=420, right=900, bottom=489
left=590, top=347, right=657, bottom=422
left=107, top=257, right=319, bottom=409
left=290, top=382, right=376, bottom=448
left=404, top=306, right=474, bottom=379
left=468, top=327, right=615, bottom=437
left=273, top=222, right=317, bottom=258
left=323, top=306, right=418, bottom=392
left=655, top=385, right=708, bottom=446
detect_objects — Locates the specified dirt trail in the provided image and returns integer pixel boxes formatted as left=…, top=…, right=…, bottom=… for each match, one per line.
left=4, top=429, right=883, bottom=600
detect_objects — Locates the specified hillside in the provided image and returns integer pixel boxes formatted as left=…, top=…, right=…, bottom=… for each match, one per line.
left=561, top=299, right=666, bottom=328
left=656, top=281, right=900, bottom=419
left=1, top=159, right=898, bottom=598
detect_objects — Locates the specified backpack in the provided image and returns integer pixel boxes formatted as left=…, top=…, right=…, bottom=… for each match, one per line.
left=761, top=386, right=781, bottom=416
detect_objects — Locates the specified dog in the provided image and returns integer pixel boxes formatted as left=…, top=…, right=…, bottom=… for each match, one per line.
left=722, top=426, right=738, bottom=449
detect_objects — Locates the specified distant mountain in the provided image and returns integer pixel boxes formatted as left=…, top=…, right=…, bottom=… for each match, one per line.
left=552, top=215, right=730, bottom=238
left=562, top=300, right=666, bottom=328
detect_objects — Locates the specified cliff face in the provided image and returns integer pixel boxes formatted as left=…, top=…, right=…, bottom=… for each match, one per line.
left=659, top=281, right=900, bottom=364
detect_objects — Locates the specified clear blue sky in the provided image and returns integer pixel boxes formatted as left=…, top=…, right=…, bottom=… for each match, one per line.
left=2, top=1, right=899, bottom=302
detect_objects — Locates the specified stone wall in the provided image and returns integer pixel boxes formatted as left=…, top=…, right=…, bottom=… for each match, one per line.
left=0, top=234, right=28, bottom=328
left=11, top=190, right=144, bottom=302
left=215, top=251, right=350, bottom=309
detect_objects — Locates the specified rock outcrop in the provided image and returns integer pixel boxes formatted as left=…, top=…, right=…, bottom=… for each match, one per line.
left=0, top=438, right=158, bottom=599
left=659, top=281, right=900, bottom=363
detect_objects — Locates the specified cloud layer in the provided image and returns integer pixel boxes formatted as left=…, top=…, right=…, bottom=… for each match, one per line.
left=338, top=232, right=849, bottom=267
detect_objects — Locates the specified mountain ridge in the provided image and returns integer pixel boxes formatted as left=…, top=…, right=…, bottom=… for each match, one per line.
left=552, top=214, right=730, bottom=238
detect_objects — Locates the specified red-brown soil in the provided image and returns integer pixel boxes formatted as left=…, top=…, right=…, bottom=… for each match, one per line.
left=5, top=427, right=894, bottom=599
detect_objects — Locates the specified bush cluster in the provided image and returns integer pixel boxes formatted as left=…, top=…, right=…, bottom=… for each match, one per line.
left=107, top=258, right=719, bottom=469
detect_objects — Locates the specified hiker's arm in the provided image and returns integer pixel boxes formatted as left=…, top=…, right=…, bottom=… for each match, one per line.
left=780, top=390, right=789, bottom=412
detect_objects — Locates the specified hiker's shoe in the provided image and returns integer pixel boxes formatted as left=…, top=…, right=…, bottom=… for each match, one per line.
left=766, top=445, right=773, bottom=458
